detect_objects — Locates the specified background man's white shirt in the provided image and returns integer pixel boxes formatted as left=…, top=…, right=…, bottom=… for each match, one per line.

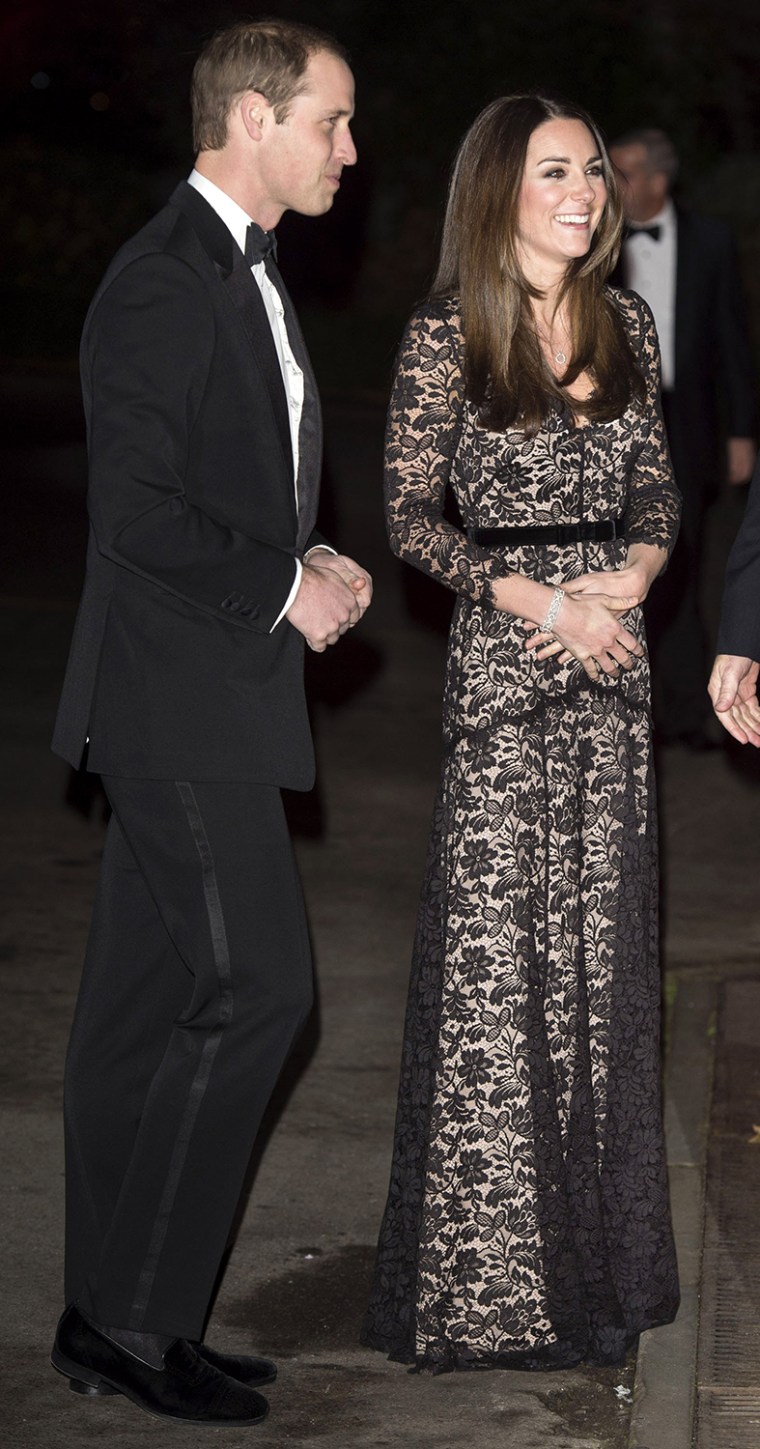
left=623, top=198, right=677, bottom=390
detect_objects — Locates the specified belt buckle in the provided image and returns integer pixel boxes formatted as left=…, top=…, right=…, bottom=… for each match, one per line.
left=556, top=522, right=574, bottom=546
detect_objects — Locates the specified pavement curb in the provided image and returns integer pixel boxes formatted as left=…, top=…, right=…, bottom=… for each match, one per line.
left=627, top=974, right=715, bottom=1449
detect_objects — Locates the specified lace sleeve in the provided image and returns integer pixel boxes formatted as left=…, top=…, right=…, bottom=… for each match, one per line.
left=384, top=303, right=502, bottom=603
left=617, top=291, right=682, bottom=556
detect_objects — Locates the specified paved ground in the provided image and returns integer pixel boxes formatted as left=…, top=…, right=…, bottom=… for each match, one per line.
left=2, top=378, right=759, bottom=1448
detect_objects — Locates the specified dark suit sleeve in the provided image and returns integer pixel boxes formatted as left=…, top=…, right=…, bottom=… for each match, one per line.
left=717, top=452, right=760, bottom=657
left=83, top=252, right=298, bottom=634
left=303, top=529, right=332, bottom=554
left=714, top=227, right=757, bottom=439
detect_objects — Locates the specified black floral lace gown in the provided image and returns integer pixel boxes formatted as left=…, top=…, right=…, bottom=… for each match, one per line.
left=362, top=289, right=681, bottom=1371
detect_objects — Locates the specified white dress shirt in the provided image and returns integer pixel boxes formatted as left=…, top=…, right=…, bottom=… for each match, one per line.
left=188, top=169, right=306, bottom=625
left=623, top=199, right=677, bottom=390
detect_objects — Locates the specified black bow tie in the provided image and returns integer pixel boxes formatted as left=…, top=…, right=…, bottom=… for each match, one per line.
left=244, top=222, right=278, bottom=266
left=625, top=223, right=661, bottom=242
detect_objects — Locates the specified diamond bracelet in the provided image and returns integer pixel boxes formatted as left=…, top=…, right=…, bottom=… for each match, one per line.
left=540, top=586, right=565, bottom=634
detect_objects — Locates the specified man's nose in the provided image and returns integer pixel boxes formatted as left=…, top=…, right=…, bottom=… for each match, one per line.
left=337, top=127, right=357, bottom=167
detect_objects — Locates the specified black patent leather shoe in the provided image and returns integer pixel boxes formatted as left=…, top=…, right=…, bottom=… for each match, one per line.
left=51, top=1306, right=269, bottom=1425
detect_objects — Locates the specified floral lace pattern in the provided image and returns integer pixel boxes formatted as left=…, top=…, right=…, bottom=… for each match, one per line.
left=362, top=290, right=680, bottom=1371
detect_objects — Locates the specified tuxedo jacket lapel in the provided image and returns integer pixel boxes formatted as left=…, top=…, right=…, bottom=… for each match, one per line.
left=169, top=181, right=324, bottom=548
left=223, top=256, right=294, bottom=488
left=169, top=182, right=295, bottom=497
left=265, top=258, right=323, bottom=549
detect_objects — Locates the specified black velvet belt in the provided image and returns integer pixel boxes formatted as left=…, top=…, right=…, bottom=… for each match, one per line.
left=469, top=516, right=626, bottom=547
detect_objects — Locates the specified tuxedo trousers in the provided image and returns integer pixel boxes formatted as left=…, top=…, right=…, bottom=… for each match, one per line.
left=63, top=776, right=314, bottom=1339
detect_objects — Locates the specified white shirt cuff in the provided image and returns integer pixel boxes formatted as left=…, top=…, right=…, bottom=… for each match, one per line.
left=270, top=548, right=339, bottom=633
left=270, top=559, right=303, bottom=633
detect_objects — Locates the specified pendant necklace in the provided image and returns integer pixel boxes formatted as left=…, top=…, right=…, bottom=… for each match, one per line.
left=537, top=325, right=568, bottom=367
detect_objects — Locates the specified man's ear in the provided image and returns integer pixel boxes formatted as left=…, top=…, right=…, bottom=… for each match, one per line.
left=237, top=91, right=271, bottom=142
left=652, top=171, right=670, bottom=208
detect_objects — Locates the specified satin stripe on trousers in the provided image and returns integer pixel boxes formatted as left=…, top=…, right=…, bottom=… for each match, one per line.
left=63, top=776, right=313, bottom=1338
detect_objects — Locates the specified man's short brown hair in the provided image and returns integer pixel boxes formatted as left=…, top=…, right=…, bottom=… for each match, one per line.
left=191, top=18, right=350, bottom=153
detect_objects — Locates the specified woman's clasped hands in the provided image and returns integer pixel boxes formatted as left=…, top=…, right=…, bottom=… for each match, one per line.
left=522, top=563, right=649, bottom=681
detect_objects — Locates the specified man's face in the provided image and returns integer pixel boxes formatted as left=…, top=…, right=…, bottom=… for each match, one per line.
left=258, top=51, right=356, bottom=223
left=609, top=143, right=668, bottom=223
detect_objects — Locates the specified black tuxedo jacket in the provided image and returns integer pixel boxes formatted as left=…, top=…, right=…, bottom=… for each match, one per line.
left=717, top=451, right=760, bottom=659
left=52, top=182, right=327, bottom=786
left=614, top=207, right=756, bottom=491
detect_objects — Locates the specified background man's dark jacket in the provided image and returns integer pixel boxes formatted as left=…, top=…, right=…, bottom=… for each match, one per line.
left=718, top=452, right=760, bottom=659
left=614, top=207, right=756, bottom=494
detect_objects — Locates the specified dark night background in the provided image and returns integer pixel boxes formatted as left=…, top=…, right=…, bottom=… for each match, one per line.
left=3, top=0, right=760, bottom=392
left=4, top=20, right=760, bottom=1448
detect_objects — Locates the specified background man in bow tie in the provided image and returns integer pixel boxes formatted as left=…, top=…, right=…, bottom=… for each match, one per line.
left=49, top=18, right=370, bottom=1427
left=610, top=127, right=756, bottom=749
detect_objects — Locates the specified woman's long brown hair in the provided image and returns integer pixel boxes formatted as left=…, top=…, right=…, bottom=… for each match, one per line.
left=433, top=93, right=646, bottom=434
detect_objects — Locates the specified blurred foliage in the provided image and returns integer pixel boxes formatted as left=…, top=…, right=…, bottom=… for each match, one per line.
left=2, top=0, right=760, bottom=378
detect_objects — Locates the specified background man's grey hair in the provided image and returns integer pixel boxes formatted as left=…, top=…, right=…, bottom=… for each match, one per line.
left=612, top=128, right=679, bottom=185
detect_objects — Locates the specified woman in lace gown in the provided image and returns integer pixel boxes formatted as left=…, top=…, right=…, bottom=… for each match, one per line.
left=362, top=95, right=681, bottom=1372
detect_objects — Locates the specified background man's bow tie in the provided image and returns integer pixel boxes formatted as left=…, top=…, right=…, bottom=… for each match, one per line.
left=624, top=223, right=662, bottom=242
left=245, top=223, right=278, bottom=265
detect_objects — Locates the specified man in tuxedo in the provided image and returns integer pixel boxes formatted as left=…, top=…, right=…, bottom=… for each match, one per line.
left=709, top=452, right=760, bottom=746
left=610, top=128, right=756, bottom=748
left=49, top=19, right=371, bottom=1427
